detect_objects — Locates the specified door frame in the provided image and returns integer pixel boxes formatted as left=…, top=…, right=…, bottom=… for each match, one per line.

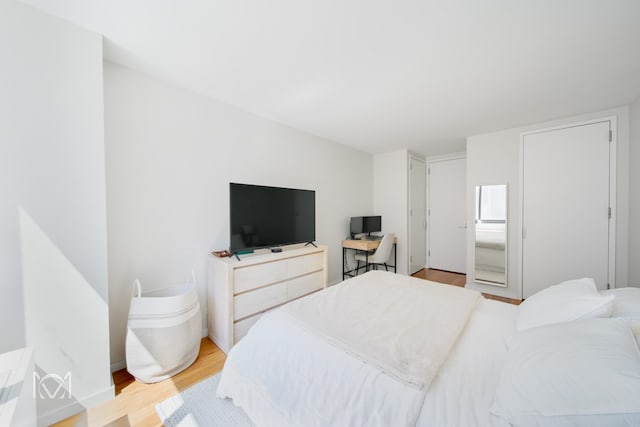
left=519, top=116, right=617, bottom=292
left=426, top=152, right=466, bottom=271
left=408, top=153, right=426, bottom=274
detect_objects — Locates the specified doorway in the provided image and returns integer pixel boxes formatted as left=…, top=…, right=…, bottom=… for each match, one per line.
left=427, top=155, right=466, bottom=273
left=521, top=119, right=615, bottom=297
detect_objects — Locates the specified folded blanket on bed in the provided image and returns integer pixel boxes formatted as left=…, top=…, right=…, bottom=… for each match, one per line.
left=280, top=271, right=482, bottom=390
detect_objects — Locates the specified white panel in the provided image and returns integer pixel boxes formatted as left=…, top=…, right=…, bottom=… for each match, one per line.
left=630, top=99, right=640, bottom=287
left=0, top=2, right=113, bottom=424
left=428, top=157, right=467, bottom=273
left=286, top=252, right=324, bottom=278
left=522, top=121, right=610, bottom=297
left=234, top=260, right=286, bottom=294
left=373, top=150, right=409, bottom=275
left=234, top=282, right=287, bottom=320
left=287, top=271, right=324, bottom=300
left=409, top=157, right=427, bottom=274
left=0, top=348, right=36, bottom=427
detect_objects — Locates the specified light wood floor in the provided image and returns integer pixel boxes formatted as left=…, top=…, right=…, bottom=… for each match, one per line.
left=55, top=268, right=519, bottom=427
left=53, top=338, right=226, bottom=427
left=412, top=268, right=522, bottom=305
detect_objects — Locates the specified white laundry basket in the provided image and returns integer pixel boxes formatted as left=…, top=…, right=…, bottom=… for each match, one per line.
left=125, top=271, right=201, bottom=383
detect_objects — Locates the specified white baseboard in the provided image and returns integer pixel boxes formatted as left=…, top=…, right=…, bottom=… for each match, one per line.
left=37, top=384, right=114, bottom=427
left=110, top=359, right=126, bottom=373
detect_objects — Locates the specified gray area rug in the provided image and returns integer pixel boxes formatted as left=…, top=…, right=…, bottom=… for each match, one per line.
left=156, top=373, right=254, bottom=427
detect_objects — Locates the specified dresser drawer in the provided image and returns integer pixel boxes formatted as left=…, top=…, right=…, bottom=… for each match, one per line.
left=286, top=252, right=324, bottom=278
left=234, top=312, right=264, bottom=342
left=287, top=271, right=324, bottom=300
left=234, top=259, right=286, bottom=294
left=234, top=282, right=287, bottom=320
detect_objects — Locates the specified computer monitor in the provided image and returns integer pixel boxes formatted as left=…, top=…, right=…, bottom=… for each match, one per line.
left=349, top=215, right=381, bottom=238
left=363, top=216, right=381, bottom=235
left=349, top=216, right=363, bottom=238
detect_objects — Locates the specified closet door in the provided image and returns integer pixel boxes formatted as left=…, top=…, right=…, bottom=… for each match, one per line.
left=522, top=121, right=612, bottom=298
left=427, top=157, right=466, bottom=273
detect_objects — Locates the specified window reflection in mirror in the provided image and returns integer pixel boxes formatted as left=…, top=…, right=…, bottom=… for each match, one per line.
left=474, top=184, right=507, bottom=286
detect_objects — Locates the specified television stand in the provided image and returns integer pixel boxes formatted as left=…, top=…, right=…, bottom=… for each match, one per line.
left=304, top=241, right=317, bottom=248
left=207, top=245, right=328, bottom=353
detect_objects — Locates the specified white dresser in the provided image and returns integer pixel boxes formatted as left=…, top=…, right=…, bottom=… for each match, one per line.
left=207, top=244, right=328, bottom=353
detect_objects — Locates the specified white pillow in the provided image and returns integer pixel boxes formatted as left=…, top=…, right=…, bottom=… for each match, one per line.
left=602, top=287, right=640, bottom=318
left=517, top=278, right=614, bottom=331
left=490, top=317, right=640, bottom=426
left=603, top=287, right=640, bottom=342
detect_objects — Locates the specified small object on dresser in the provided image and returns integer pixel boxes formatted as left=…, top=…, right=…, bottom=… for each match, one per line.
left=212, top=250, right=232, bottom=258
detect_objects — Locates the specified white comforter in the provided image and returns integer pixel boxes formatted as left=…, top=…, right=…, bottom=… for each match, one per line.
left=217, top=274, right=518, bottom=426
left=280, top=271, right=481, bottom=390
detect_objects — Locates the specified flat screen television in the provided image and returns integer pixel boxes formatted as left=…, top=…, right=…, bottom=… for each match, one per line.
left=349, top=215, right=381, bottom=238
left=229, top=183, right=315, bottom=253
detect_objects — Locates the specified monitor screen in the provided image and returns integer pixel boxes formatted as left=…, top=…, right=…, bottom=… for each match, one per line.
left=230, top=183, right=315, bottom=252
left=363, top=216, right=381, bottom=233
left=350, top=217, right=363, bottom=235
left=349, top=215, right=381, bottom=237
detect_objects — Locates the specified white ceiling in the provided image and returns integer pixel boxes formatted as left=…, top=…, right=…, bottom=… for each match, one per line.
left=23, top=0, right=640, bottom=156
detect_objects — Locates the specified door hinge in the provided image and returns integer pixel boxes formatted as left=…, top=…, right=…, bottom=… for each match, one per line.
left=427, top=167, right=430, bottom=175
left=410, top=255, right=413, bottom=262
left=428, top=250, right=431, bottom=256
left=607, top=283, right=610, bottom=290
left=522, top=226, right=527, bottom=239
left=608, top=207, right=612, bottom=219
left=609, top=130, right=612, bottom=142
left=428, top=209, right=430, bottom=216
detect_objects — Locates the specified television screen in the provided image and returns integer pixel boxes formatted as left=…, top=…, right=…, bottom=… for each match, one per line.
left=230, top=183, right=315, bottom=252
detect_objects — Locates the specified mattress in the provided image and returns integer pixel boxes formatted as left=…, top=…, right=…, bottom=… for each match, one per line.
left=217, top=283, right=518, bottom=426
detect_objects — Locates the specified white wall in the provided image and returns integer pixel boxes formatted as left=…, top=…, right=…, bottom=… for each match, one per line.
left=104, top=62, right=373, bottom=367
left=630, top=97, right=640, bottom=286
left=0, top=1, right=112, bottom=424
left=466, top=106, right=630, bottom=299
left=373, top=150, right=409, bottom=275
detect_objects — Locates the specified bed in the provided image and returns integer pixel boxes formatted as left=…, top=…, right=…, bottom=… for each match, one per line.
left=217, top=271, right=640, bottom=426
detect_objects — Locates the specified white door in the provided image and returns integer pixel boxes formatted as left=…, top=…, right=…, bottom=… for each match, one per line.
left=522, top=121, right=612, bottom=298
left=409, top=156, right=426, bottom=274
left=428, top=157, right=466, bottom=273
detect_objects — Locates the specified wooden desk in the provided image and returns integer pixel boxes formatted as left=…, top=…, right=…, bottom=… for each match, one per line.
left=342, top=237, right=397, bottom=279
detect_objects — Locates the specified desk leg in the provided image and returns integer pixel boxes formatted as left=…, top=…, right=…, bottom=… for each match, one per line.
left=343, top=246, right=346, bottom=280
left=394, top=243, right=397, bottom=273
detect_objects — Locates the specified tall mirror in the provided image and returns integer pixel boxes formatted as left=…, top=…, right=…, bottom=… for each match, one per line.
left=474, top=184, right=507, bottom=286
